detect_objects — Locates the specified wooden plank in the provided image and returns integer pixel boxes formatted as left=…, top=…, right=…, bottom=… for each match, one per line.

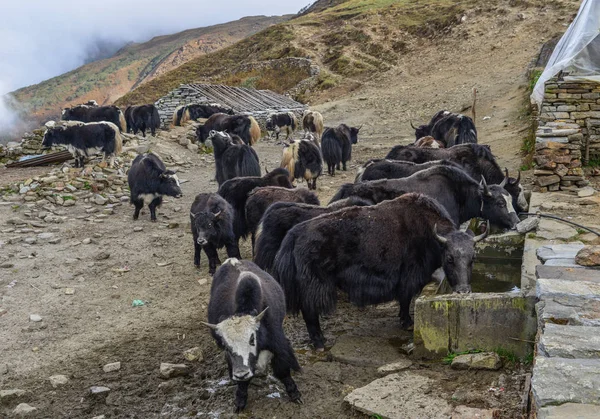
left=6, top=150, right=72, bottom=168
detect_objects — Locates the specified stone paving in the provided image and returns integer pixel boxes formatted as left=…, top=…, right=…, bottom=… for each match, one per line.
left=527, top=191, right=600, bottom=417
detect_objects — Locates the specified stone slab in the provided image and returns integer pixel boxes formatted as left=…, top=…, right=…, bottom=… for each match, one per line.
left=377, top=358, right=413, bottom=375
left=452, top=406, right=499, bottom=419
left=537, top=296, right=600, bottom=327
left=538, top=403, right=600, bottom=419
left=544, top=258, right=581, bottom=268
left=536, top=265, right=600, bottom=283
left=532, top=357, right=600, bottom=408
left=450, top=352, right=501, bottom=370
left=344, top=372, right=452, bottom=419
left=330, top=335, right=402, bottom=367
left=538, top=324, right=600, bottom=358
left=537, top=244, right=586, bottom=262
left=414, top=293, right=537, bottom=359
left=537, top=278, right=600, bottom=299
left=536, top=219, right=579, bottom=241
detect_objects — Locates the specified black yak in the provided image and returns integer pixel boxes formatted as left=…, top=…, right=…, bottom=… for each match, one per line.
left=411, top=110, right=477, bottom=147
left=190, top=193, right=240, bottom=274
left=385, top=143, right=527, bottom=212
left=245, top=186, right=320, bottom=251
left=321, top=123, right=361, bottom=176
left=411, top=110, right=449, bottom=140
left=41, top=121, right=123, bottom=168
left=125, top=104, right=160, bottom=137
left=355, top=159, right=461, bottom=183
left=272, top=193, right=488, bottom=349
left=204, top=258, right=301, bottom=412
left=62, top=104, right=126, bottom=132
left=254, top=197, right=372, bottom=273
left=331, top=165, right=520, bottom=229
left=127, top=153, right=182, bottom=221
left=180, top=103, right=234, bottom=125
left=218, top=168, right=294, bottom=244
left=302, top=110, right=324, bottom=142
left=208, top=131, right=260, bottom=187
left=196, top=113, right=261, bottom=146
left=280, top=137, right=323, bottom=190
left=266, top=112, right=298, bottom=141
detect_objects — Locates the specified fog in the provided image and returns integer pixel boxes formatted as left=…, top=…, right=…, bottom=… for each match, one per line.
left=0, top=0, right=311, bottom=139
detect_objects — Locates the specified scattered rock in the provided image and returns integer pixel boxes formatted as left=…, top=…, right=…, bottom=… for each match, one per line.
left=29, top=314, right=42, bottom=323
left=82, top=238, right=92, bottom=245
left=0, top=364, right=8, bottom=375
left=23, top=237, right=37, bottom=245
left=377, top=358, right=413, bottom=375
left=133, top=226, right=143, bottom=232
left=576, top=246, right=600, bottom=267
left=37, top=232, right=55, bottom=241
left=516, top=217, right=539, bottom=234
left=452, top=406, right=498, bottom=419
left=179, top=138, right=191, bottom=147
left=48, top=237, right=61, bottom=244
left=94, top=252, right=110, bottom=261
left=103, top=362, right=121, bottom=373
left=345, top=372, right=452, bottom=418
left=0, top=389, right=28, bottom=404
left=0, top=262, right=15, bottom=269
left=13, top=403, right=37, bottom=416
left=183, top=347, right=204, bottom=362
left=577, top=187, right=596, bottom=198
left=167, top=222, right=179, bottom=229
left=93, top=195, right=108, bottom=205
left=451, top=352, right=501, bottom=370
left=65, top=288, right=75, bottom=295
left=49, top=374, right=69, bottom=387
left=159, top=363, right=189, bottom=379
left=89, top=386, right=111, bottom=398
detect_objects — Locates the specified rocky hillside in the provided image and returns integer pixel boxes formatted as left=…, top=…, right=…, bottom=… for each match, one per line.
left=10, top=15, right=288, bottom=123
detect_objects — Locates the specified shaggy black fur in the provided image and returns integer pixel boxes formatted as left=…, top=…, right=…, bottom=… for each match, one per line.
left=321, top=124, right=360, bottom=176
left=253, top=197, right=372, bottom=273
left=190, top=193, right=240, bottom=274
left=355, top=159, right=461, bottom=182
left=126, top=104, right=160, bottom=137
left=62, top=105, right=125, bottom=131
left=209, top=131, right=260, bottom=186
left=197, top=114, right=255, bottom=145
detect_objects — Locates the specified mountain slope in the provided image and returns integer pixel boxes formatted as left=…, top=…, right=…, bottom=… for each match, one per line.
left=11, top=15, right=288, bottom=123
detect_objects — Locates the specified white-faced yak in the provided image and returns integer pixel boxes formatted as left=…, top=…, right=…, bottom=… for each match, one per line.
left=42, top=121, right=123, bottom=168
left=272, top=193, right=488, bottom=350
left=190, top=193, right=240, bottom=274
left=127, top=153, right=182, bottom=221
left=62, top=104, right=126, bottom=132
left=204, top=258, right=302, bottom=412
left=385, top=143, right=527, bottom=212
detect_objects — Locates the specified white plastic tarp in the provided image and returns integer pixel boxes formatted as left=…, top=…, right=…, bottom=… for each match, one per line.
left=532, top=0, right=600, bottom=107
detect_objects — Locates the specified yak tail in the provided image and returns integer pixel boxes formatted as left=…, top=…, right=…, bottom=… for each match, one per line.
left=248, top=116, right=261, bottom=146
left=354, top=165, right=366, bottom=183
left=151, top=106, right=160, bottom=129
left=272, top=233, right=302, bottom=314
left=280, top=142, right=299, bottom=181
left=457, top=116, right=478, bottom=145
left=314, top=111, right=324, bottom=140
left=181, top=108, right=191, bottom=125
left=321, top=131, right=341, bottom=167
left=113, top=124, right=123, bottom=154
left=118, top=110, right=127, bottom=132
left=172, top=106, right=183, bottom=126
left=288, top=112, right=298, bottom=132
left=240, top=146, right=261, bottom=177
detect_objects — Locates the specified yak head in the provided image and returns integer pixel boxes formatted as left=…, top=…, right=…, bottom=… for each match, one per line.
left=203, top=307, right=268, bottom=382
left=190, top=207, right=224, bottom=246
left=411, top=120, right=431, bottom=140
left=158, top=170, right=183, bottom=198
left=265, top=115, right=275, bottom=132
left=349, top=125, right=362, bottom=144
left=434, top=222, right=488, bottom=294
left=501, top=168, right=528, bottom=212
left=41, top=124, right=66, bottom=148
left=479, top=177, right=520, bottom=229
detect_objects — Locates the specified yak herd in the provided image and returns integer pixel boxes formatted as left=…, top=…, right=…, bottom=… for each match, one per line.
left=39, top=100, right=527, bottom=412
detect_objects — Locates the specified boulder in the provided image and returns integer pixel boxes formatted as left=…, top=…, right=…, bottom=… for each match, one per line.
left=450, top=352, right=501, bottom=370
left=159, top=363, right=189, bottom=379
left=576, top=246, right=600, bottom=267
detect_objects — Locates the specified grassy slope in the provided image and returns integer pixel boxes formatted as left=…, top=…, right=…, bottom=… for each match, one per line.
left=11, top=16, right=286, bottom=122
left=117, top=0, right=476, bottom=106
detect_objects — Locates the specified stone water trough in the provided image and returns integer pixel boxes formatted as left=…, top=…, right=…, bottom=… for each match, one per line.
left=414, top=231, right=538, bottom=359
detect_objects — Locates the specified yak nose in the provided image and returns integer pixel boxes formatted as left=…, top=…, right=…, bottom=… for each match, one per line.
left=453, top=286, right=472, bottom=294
left=176, top=193, right=183, bottom=198
left=197, top=238, right=208, bottom=245
left=233, top=370, right=252, bottom=381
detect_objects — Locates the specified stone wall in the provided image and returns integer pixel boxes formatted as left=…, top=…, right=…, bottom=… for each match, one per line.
left=534, top=78, right=600, bottom=191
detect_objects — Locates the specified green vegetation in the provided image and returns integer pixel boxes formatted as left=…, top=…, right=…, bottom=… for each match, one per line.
left=494, top=347, right=518, bottom=365
left=442, top=349, right=482, bottom=365
left=529, top=69, right=543, bottom=92
left=585, top=158, right=600, bottom=168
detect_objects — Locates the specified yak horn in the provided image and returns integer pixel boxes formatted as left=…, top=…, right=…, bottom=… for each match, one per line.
left=264, top=166, right=270, bottom=175
left=255, top=306, right=269, bottom=322
left=500, top=168, right=508, bottom=188
left=433, top=224, right=448, bottom=244
left=201, top=321, right=218, bottom=330
left=512, top=170, right=521, bottom=185
left=357, top=124, right=363, bottom=131
left=474, top=221, right=490, bottom=243
left=213, top=210, right=222, bottom=218
left=190, top=211, right=198, bottom=218
left=480, top=176, right=492, bottom=197
left=410, top=120, right=417, bottom=129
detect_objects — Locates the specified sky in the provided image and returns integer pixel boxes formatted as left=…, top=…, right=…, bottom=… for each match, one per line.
left=0, top=0, right=311, bottom=135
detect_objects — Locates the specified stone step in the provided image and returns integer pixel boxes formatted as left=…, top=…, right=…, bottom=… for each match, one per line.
left=538, top=403, right=600, bottom=419
left=536, top=129, right=580, bottom=137
left=538, top=324, right=600, bottom=358
left=536, top=265, right=600, bottom=283
left=537, top=244, right=586, bottom=262
left=544, top=258, right=581, bottom=268
left=532, top=357, right=600, bottom=408
left=537, top=278, right=600, bottom=299
left=537, top=295, right=600, bottom=327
